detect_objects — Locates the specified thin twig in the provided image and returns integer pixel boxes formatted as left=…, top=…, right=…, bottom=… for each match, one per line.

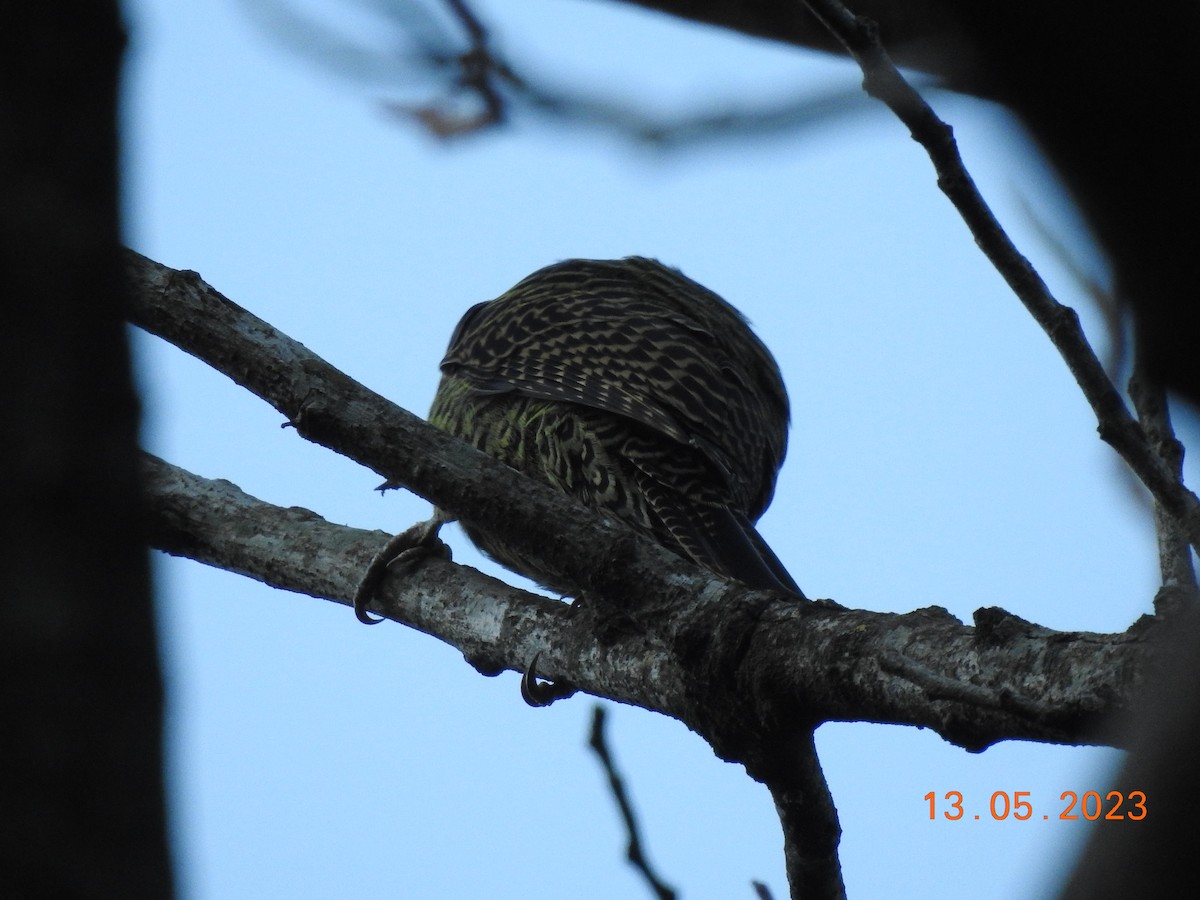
left=511, top=78, right=872, bottom=149
left=1128, top=360, right=1197, bottom=590
left=588, top=706, right=676, bottom=900
left=440, top=0, right=505, bottom=121
left=799, top=0, right=1200, bottom=553
left=1012, top=193, right=1125, bottom=381
left=254, top=0, right=875, bottom=145
left=432, top=0, right=872, bottom=145
left=442, top=0, right=485, bottom=45
left=385, top=0, right=508, bottom=134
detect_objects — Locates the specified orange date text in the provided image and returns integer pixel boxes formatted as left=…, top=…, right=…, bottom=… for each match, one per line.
left=924, top=790, right=1147, bottom=822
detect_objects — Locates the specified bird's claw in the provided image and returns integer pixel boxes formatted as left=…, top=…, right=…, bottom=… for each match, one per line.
left=353, top=516, right=450, bottom=624
left=520, top=652, right=577, bottom=707
left=281, top=388, right=320, bottom=431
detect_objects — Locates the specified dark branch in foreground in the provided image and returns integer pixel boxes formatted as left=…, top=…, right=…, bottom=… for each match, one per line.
left=252, top=0, right=875, bottom=147
left=588, top=707, right=677, bottom=900
left=799, top=0, right=1200, bottom=552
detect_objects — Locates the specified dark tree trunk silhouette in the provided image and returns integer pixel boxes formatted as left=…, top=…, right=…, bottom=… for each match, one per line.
left=0, top=4, right=174, bottom=897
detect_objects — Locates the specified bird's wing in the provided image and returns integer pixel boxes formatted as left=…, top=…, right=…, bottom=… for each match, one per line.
left=631, top=463, right=805, bottom=597
left=442, top=292, right=775, bottom=504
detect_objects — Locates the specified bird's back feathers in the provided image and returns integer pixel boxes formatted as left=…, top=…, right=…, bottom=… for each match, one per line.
left=429, top=257, right=803, bottom=598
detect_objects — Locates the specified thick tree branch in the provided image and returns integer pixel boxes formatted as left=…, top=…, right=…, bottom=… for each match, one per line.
left=143, top=451, right=690, bottom=710
left=144, top=450, right=1153, bottom=749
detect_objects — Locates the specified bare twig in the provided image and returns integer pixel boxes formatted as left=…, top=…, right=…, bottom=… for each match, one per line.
left=799, top=0, right=1200, bottom=555
left=136, top=433, right=1153, bottom=751
left=588, top=707, right=676, bottom=900
left=1013, top=194, right=1125, bottom=378
left=388, top=0, right=510, bottom=134
left=1128, top=360, right=1197, bottom=591
left=509, top=79, right=872, bottom=149
left=442, top=0, right=485, bottom=45
left=249, top=0, right=873, bottom=145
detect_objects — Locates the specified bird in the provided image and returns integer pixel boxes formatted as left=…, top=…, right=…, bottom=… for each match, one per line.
left=423, top=256, right=804, bottom=601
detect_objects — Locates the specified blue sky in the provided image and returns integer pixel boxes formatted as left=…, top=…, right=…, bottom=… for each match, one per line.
left=124, top=1, right=1193, bottom=897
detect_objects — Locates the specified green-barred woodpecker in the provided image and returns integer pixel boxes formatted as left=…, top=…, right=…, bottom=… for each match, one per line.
left=424, top=256, right=803, bottom=601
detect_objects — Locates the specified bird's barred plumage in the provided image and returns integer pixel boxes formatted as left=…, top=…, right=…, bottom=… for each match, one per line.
left=428, top=257, right=803, bottom=598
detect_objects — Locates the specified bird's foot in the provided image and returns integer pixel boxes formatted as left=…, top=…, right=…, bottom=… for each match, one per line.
left=520, top=652, right=577, bottom=707
left=353, top=515, right=451, bottom=624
